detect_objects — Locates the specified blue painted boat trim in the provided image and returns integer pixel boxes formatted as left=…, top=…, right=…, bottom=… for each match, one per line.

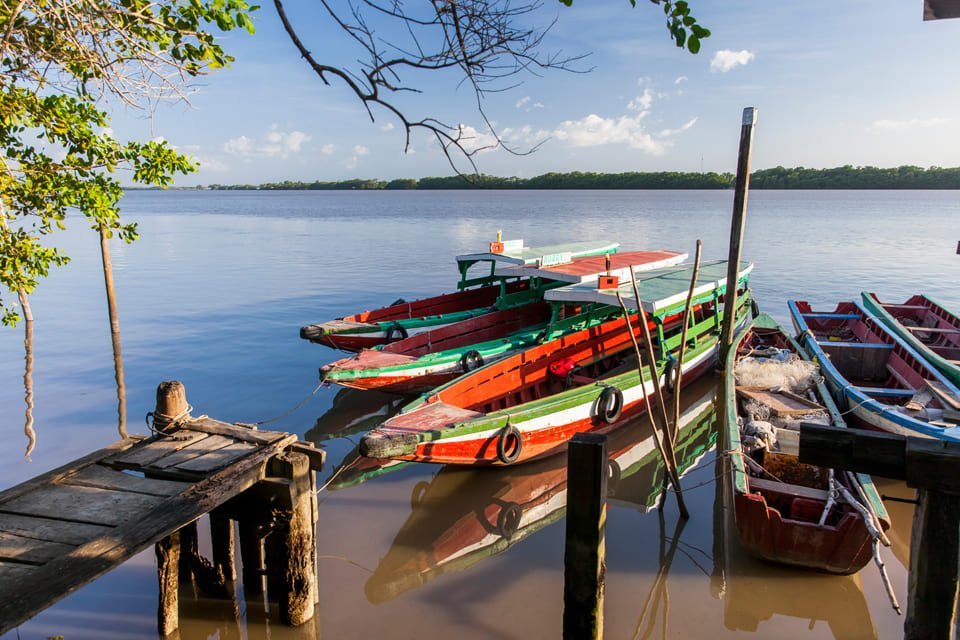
left=788, top=299, right=960, bottom=442
left=821, top=341, right=893, bottom=349
left=857, top=387, right=916, bottom=398
left=801, top=312, right=862, bottom=320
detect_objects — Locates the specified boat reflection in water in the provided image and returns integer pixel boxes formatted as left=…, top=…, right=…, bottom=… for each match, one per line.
left=305, top=387, right=405, bottom=443
left=364, top=380, right=719, bottom=604
left=713, top=428, right=879, bottom=640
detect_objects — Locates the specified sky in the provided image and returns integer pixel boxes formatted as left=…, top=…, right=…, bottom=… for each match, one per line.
left=106, top=1, right=960, bottom=185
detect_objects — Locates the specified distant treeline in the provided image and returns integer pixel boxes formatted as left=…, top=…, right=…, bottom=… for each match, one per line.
left=203, top=166, right=960, bottom=191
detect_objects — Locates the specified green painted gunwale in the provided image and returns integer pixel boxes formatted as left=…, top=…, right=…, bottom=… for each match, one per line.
left=722, top=312, right=888, bottom=520
left=399, top=296, right=750, bottom=446
left=860, top=292, right=960, bottom=387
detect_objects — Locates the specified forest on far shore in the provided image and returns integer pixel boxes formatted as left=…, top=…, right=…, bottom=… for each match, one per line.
left=202, top=165, right=960, bottom=191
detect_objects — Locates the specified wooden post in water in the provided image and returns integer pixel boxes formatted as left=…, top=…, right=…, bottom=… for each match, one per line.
left=563, top=433, right=608, bottom=640
left=719, top=107, right=758, bottom=360
left=210, top=507, right=237, bottom=584
left=799, top=424, right=960, bottom=638
left=263, top=451, right=316, bottom=625
left=154, top=381, right=188, bottom=432
left=156, top=531, right=181, bottom=637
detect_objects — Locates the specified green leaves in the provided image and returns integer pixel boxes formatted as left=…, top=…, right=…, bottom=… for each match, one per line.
left=0, top=0, right=256, bottom=326
left=557, top=0, right=709, bottom=54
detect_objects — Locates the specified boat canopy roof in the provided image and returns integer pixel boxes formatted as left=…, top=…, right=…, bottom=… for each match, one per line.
left=495, top=250, right=687, bottom=284
left=545, top=259, right=754, bottom=314
left=455, top=239, right=619, bottom=267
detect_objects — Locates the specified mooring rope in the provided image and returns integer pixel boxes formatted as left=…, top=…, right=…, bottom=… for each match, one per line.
left=244, top=380, right=325, bottom=427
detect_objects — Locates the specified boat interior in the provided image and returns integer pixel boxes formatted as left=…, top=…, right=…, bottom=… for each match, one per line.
left=882, top=297, right=960, bottom=361
left=352, top=280, right=530, bottom=323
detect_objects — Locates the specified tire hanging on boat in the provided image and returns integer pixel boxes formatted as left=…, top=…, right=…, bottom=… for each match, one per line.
left=496, top=424, right=523, bottom=464
left=410, top=480, right=430, bottom=510
left=751, top=296, right=761, bottom=319
left=663, top=356, right=679, bottom=394
left=460, top=349, right=484, bottom=372
left=385, top=323, right=408, bottom=343
left=598, top=386, right=624, bottom=424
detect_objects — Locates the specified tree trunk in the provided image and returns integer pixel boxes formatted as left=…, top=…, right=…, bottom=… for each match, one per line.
left=99, top=224, right=127, bottom=438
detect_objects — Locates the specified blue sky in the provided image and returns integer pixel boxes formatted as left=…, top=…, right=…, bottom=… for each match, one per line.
left=108, top=1, right=960, bottom=185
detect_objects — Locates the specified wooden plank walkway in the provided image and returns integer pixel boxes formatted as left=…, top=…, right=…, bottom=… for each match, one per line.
left=0, top=384, right=323, bottom=636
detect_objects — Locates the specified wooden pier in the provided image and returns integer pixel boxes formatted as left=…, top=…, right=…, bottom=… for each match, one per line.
left=0, top=381, right=324, bottom=637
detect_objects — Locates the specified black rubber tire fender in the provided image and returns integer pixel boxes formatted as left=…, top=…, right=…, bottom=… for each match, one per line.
left=663, top=356, right=679, bottom=394
left=751, top=296, right=761, bottom=319
left=598, top=386, right=624, bottom=424
left=460, top=349, right=484, bottom=372
left=496, top=425, right=523, bottom=465
left=385, top=323, right=408, bottom=343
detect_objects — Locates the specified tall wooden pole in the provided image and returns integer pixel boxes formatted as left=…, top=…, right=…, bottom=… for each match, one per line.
left=719, top=107, right=758, bottom=360
left=563, top=433, right=608, bottom=640
left=99, top=225, right=127, bottom=438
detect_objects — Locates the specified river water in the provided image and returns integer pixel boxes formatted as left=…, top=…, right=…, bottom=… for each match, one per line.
left=0, top=189, right=957, bottom=639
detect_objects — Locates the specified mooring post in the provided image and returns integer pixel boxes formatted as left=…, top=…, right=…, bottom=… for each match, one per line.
left=238, top=518, right=265, bottom=599
left=210, top=507, right=237, bottom=584
left=263, top=451, right=316, bottom=626
left=719, top=107, right=758, bottom=360
left=906, top=489, right=960, bottom=638
left=154, top=380, right=188, bottom=432
left=563, top=433, right=608, bottom=640
left=156, top=531, right=181, bottom=637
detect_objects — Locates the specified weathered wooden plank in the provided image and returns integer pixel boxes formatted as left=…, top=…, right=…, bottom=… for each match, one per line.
left=149, top=435, right=237, bottom=470
left=62, top=464, right=193, bottom=497
left=0, top=484, right=166, bottom=527
left=0, top=433, right=298, bottom=635
left=0, top=561, right=37, bottom=582
left=0, top=437, right=143, bottom=507
left=186, top=417, right=289, bottom=445
left=737, top=387, right=825, bottom=416
left=0, top=531, right=74, bottom=565
left=288, top=442, right=326, bottom=472
left=0, top=513, right=112, bottom=546
left=106, top=431, right=209, bottom=469
left=926, top=379, right=960, bottom=411
left=173, top=442, right=258, bottom=474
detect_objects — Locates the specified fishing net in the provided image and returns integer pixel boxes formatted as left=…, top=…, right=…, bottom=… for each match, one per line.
left=734, top=348, right=821, bottom=395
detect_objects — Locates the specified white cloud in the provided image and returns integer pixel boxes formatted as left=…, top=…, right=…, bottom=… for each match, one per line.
left=353, top=145, right=369, bottom=156
left=344, top=156, right=359, bottom=170
left=380, top=122, right=395, bottom=132
left=674, top=76, right=688, bottom=85
left=658, top=117, right=698, bottom=137
left=455, top=124, right=500, bottom=153
left=870, top=117, right=950, bottom=131
left=515, top=96, right=544, bottom=113
left=198, top=156, right=230, bottom=172
left=553, top=113, right=665, bottom=154
left=628, top=89, right=654, bottom=112
left=320, top=144, right=336, bottom=155
left=710, top=49, right=755, bottom=73
left=223, top=128, right=312, bottom=159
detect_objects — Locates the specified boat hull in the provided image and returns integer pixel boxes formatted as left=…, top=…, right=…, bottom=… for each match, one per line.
left=861, top=292, right=960, bottom=387
left=789, top=299, right=960, bottom=441
left=724, top=313, right=889, bottom=574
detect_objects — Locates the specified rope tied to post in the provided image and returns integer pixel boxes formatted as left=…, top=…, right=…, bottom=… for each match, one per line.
left=145, top=404, right=207, bottom=438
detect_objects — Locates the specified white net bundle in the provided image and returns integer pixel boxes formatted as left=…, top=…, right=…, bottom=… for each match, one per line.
left=734, top=347, right=821, bottom=396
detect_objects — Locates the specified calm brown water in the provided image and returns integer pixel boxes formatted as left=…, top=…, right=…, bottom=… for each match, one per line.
left=1, top=189, right=956, bottom=639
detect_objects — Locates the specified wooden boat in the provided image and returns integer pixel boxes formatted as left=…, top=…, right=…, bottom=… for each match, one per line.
left=861, top=292, right=960, bottom=386
left=364, top=383, right=718, bottom=603
left=724, top=312, right=890, bottom=574
left=318, top=250, right=687, bottom=393
left=300, top=238, right=627, bottom=352
left=359, top=260, right=752, bottom=466
left=790, top=299, right=960, bottom=441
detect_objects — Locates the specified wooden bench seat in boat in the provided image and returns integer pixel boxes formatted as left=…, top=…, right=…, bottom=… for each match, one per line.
left=747, top=475, right=829, bottom=501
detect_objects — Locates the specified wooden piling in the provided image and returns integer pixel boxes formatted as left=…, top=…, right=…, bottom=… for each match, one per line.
left=563, top=433, right=608, bottom=640
left=156, top=531, right=180, bottom=638
left=178, top=520, right=198, bottom=583
left=906, top=489, right=960, bottom=638
left=719, top=107, right=758, bottom=360
left=800, top=424, right=960, bottom=638
left=263, top=451, right=316, bottom=626
left=238, top=519, right=265, bottom=598
left=210, top=508, right=236, bottom=583
left=154, top=381, right=188, bottom=432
